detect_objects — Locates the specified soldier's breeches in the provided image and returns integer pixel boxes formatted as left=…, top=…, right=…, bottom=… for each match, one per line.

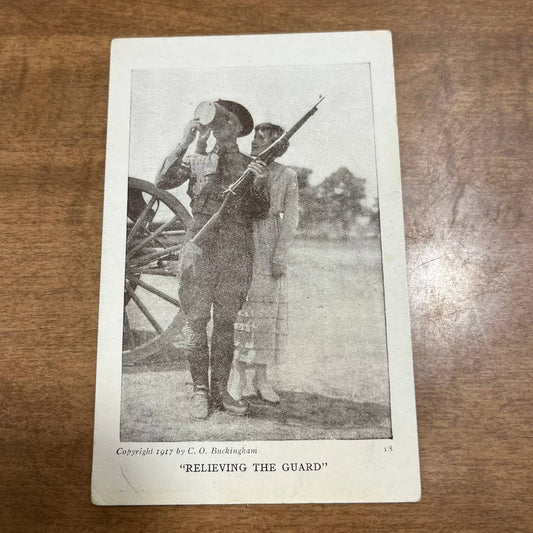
left=178, top=243, right=252, bottom=392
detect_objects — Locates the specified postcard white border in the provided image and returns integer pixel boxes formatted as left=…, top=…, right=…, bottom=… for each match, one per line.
left=92, top=31, right=420, bottom=505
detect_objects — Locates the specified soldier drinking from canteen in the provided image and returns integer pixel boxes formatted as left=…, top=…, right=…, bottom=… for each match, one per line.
left=155, top=99, right=269, bottom=419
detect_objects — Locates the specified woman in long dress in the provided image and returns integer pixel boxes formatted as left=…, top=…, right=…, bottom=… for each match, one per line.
left=230, top=123, right=299, bottom=404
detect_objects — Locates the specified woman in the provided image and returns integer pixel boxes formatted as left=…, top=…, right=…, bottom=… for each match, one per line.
left=230, top=123, right=299, bottom=404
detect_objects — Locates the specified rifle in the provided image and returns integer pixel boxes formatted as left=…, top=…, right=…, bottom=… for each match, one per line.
left=191, top=96, right=325, bottom=245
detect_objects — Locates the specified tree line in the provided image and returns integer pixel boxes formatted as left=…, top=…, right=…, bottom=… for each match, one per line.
left=293, top=166, right=379, bottom=240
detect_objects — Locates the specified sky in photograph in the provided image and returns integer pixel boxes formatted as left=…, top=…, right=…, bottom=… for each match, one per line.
left=129, top=63, right=377, bottom=208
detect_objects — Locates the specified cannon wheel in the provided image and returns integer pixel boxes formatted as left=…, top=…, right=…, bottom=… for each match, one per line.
left=123, top=177, right=191, bottom=365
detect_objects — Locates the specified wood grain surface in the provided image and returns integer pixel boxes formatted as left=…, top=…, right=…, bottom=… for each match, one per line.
left=1, top=1, right=531, bottom=531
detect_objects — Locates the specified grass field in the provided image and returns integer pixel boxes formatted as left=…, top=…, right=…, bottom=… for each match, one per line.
left=280, top=238, right=390, bottom=404
left=121, top=237, right=391, bottom=441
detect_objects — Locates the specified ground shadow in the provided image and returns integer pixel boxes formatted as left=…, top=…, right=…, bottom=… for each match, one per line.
left=121, top=345, right=392, bottom=442
left=248, top=391, right=391, bottom=434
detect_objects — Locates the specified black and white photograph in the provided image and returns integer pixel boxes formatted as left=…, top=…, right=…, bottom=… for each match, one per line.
left=120, top=62, right=391, bottom=442
left=92, top=31, right=420, bottom=505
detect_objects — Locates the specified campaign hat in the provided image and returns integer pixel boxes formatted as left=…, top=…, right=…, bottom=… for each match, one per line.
left=216, top=99, right=254, bottom=137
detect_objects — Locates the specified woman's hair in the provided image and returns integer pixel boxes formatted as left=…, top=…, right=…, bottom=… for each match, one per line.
left=255, top=123, right=289, bottom=157
left=255, top=122, right=284, bottom=138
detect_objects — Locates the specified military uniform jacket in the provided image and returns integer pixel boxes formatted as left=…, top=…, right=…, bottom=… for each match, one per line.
left=156, top=143, right=270, bottom=250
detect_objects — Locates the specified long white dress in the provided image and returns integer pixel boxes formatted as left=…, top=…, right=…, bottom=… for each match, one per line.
left=233, top=162, right=299, bottom=365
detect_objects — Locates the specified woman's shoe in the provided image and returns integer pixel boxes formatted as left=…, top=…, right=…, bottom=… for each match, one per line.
left=256, top=381, right=280, bottom=405
left=253, top=365, right=280, bottom=404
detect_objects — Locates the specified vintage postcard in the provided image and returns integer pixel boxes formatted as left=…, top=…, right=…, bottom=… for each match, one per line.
left=92, top=31, right=420, bottom=505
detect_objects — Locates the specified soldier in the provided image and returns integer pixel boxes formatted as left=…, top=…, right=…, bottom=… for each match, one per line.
left=156, top=100, right=269, bottom=419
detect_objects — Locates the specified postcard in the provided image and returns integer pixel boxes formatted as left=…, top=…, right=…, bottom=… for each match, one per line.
left=92, top=30, right=420, bottom=505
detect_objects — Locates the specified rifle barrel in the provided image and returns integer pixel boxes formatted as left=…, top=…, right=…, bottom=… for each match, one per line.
left=285, top=95, right=325, bottom=140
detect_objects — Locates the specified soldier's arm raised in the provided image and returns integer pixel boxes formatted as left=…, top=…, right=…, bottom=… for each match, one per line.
left=155, top=119, right=204, bottom=189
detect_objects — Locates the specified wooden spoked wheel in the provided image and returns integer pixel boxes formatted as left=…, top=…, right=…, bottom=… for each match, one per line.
left=123, top=177, right=191, bottom=364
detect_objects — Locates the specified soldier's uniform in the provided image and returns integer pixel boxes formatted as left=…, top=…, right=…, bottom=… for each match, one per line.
left=157, top=137, right=269, bottom=407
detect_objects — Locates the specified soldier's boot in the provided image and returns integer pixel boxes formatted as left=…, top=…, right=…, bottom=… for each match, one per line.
left=190, top=386, right=209, bottom=419
left=210, top=379, right=249, bottom=416
left=219, top=392, right=250, bottom=416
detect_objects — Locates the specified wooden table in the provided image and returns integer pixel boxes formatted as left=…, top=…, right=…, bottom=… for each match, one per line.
left=1, top=1, right=531, bottom=531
